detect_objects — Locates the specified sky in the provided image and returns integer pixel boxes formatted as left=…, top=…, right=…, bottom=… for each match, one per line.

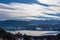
left=0, top=0, right=60, bottom=20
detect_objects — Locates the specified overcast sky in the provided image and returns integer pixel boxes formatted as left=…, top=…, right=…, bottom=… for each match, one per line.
left=0, top=0, right=60, bottom=20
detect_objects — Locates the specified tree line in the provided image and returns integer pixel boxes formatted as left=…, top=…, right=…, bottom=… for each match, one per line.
left=0, top=28, right=60, bottom=40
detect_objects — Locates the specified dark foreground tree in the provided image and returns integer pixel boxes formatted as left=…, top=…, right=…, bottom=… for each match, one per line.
left=23, top=34, right=31, bottom=40
left=0, top=28, right=17, bottom=40
left=56, top=33, right=60, bottom=40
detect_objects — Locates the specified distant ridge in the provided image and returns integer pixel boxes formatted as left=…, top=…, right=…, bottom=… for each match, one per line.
left=0, top=20, right=60, bottom=31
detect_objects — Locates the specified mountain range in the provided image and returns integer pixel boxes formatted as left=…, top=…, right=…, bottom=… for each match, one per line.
left=0, top=20, right=60, bottom=31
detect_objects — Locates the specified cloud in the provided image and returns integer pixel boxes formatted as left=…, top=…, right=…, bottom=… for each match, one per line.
left=0, top=2, right=60, bottom=20
left=37, top=0, right=60, bottom=6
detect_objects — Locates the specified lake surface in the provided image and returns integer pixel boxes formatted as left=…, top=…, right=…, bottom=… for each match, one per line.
left=7, top=30, right=60, bottom=36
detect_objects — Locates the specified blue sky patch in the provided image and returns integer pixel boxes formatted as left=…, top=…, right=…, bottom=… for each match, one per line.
left=0, top=0, right=49, bottom=7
